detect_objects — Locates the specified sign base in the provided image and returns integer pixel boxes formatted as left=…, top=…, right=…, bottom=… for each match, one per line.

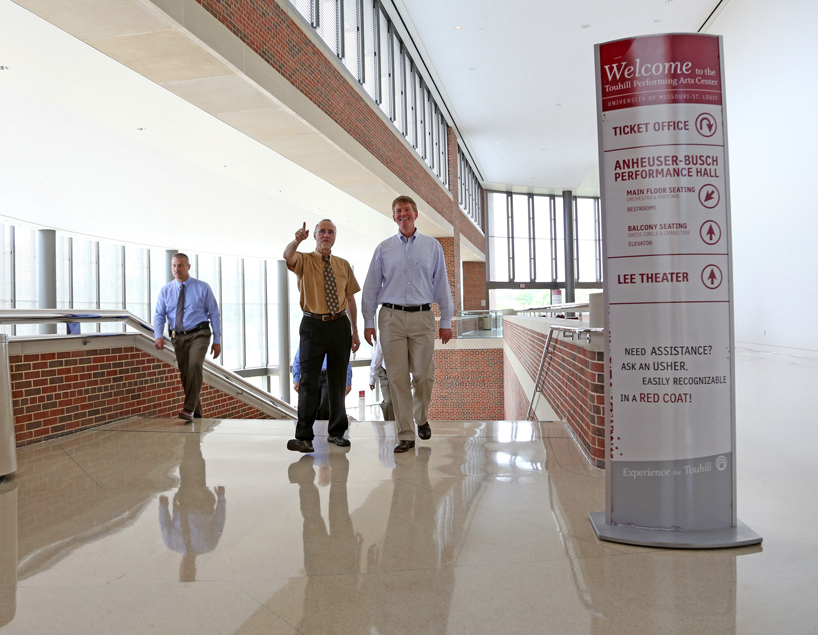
left=589, top=512, right=762, bottom=549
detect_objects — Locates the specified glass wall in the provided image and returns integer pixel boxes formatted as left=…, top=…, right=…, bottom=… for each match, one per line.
left=486, top=192, right=602, bottom=308
left=0, top=221, right=332, bottom=400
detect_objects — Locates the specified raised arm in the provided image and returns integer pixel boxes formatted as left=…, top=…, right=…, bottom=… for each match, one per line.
left=283, top=222, right=309, bottom=268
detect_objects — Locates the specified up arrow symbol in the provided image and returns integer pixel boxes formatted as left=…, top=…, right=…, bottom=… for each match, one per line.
left=707, top=224, right=716, bottom=240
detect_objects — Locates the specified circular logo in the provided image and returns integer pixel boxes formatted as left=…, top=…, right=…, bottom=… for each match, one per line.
left=716, top=456, right=727, bottom=471
left=696, top=113, right=718, bottom=137
left=699, top=220, right=722, bottom=245
left=701, top=265, right=723, bottom=290
left=698, top=184, right=720, bottom=209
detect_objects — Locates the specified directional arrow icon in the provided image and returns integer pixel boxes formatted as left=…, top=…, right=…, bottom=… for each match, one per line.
left=700, top=220, right=722, bottom=245
left=701, top=264, right=723, bottom=289
left=696, top=113, right=718, bottom=138
left=698, top=184, right=721, bottom=208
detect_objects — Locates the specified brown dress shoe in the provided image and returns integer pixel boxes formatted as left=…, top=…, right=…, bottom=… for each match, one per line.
left=394, top=440, right=415, bottom=453
left=287, top=439, right=315, bottom=453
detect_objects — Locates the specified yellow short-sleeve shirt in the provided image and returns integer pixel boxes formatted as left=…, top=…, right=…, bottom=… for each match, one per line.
left=289, top=251, right=360, bottom=314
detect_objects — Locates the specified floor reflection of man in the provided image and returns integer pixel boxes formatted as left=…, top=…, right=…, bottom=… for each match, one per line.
left=288, top=447, right=367, bottom=634
left=366, top=447, right=455, bottom=635
left=0, top=477, right=17, bottom=628
left=158, top=434, right=226, bottom=582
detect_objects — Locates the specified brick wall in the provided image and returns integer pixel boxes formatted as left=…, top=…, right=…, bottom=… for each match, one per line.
left=429, top=348, right=504, bottom=421
left=504, top=320, right=606, bottom=467
left=10, top=347, right=274, bottom=446
left=462, top=261, right=487, bottom=310
left=196, top=0, right=484, bottom=254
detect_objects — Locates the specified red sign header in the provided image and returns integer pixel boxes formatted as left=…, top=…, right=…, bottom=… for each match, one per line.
left=599, top=34, right=722, bottom=112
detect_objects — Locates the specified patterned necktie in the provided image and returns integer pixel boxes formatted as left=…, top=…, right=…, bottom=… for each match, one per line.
left=323, top=255, right=340, bottom=314
left=175, top=283, right=186, bottom=333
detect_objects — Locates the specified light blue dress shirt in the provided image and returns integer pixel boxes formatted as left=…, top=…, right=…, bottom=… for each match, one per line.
left=292, top=347, right=352, bottom=385
left=153, top=277, right=222, bottom=343
left=362, top=230, right=454, bottom=329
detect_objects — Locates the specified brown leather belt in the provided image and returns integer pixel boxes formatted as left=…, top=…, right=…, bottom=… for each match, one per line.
left=303, top=310, right=347, bottom=322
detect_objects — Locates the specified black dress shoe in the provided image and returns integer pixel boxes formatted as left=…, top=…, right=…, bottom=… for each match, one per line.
left=328, top=436, right=351, bottom=447
left=287, top=439, right=314, bottom=453
left=394, top=440, right=415, bottom=453
left=417, top=423, right=432, bottom=440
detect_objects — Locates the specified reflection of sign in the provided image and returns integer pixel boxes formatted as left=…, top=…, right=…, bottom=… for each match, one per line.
left=701, top=264, right=723, bottom=289
left=698, top=184, right=720, bottom=209
left=696, top=113, right=718, bottom=137
left=700, top=221, right=722, bottom=245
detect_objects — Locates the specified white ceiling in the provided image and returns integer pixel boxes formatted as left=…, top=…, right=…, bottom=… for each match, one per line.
left=0, top=0, right=726, bottom=265
left=397, top=0, right=723, bottom=195
left=0, top=0, right=398, bottom=263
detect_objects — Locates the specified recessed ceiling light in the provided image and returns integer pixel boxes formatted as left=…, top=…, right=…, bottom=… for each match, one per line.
left=556, top=103, right=562, bottom=106
left=496, top=141, right=500, bottom=144
left=655, top=19, right=661, bottom=22
left=455, top=26, right=461, bottom=29
left=469, top=67, right=475, bottom=71
left=581, top=24, right=591, bottom=29
left=480, top=98, right=485, bottom=101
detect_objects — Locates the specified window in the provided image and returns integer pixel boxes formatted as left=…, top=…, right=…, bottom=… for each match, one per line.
left=487, top=192, right=601, bottom=293
left=287, top=0, right=449, bottom=187
left=244, top=258, right=266, bottom=368
left=221, top=256, right=244, bottom=370
left=99, top=242, right=124, bottom=333
left=458, top=146, right=482, bottom=227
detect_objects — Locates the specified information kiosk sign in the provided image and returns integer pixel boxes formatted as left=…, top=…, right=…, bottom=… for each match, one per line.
left=590, top=34, right=760, bottom=548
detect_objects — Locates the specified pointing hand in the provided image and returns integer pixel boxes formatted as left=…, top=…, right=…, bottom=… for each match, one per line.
left=295, top=222, right=309, bottom=243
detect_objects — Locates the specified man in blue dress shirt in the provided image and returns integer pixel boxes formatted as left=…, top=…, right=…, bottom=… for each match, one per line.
left=362, top=196, right=453, bottom=453
left=292, top=347, right=353, bottom=420
left=154, top=253, right=222, bottom=422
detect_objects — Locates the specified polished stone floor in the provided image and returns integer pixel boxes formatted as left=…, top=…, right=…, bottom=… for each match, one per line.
left=0, top=348, right=815, bottom=634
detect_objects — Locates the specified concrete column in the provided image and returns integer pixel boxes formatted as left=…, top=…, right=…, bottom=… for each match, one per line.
left=562, top=191, right=575, bottom=304
left=164, top=250, right=176, bottom=283
left=37, top=229, right=57, bottom=335
left=277, top=260, right=291, bottom=404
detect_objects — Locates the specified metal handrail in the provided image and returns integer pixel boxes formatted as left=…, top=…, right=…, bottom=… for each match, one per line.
left=0, top=310, right=297, bottom=419
left=525, top=324, right=604, bottom=421
left=517, top=302, right=590, bottom=319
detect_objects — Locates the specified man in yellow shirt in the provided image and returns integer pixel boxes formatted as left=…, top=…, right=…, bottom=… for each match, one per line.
left=284, top=220, right=361, bottom=452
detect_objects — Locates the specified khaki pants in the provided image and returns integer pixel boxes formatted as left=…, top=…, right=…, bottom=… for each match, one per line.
left=172, top=329, right=211, bottom=414
left=378, top=307, right=435, bottom=440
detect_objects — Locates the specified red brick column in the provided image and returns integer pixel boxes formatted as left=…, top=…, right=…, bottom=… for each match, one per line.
left=429, top=348, right=504, bottom=420
left=462, top=262, right=487, bottom=310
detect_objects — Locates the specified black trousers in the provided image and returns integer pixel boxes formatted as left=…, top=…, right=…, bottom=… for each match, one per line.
left=317, top=372, right=331, bottom=420
left=296, top=316, right=352, bottom=441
